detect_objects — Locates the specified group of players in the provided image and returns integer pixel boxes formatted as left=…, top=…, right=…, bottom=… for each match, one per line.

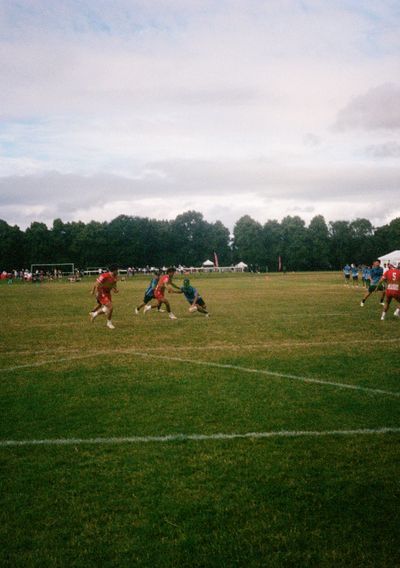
left=89, top=265, right=209, bottom=329
left=346, top=259, right=400, bottom=321
left=88, top=260, right=400, bottom=329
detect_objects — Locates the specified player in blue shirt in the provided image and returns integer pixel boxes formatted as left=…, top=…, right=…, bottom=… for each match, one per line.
left=171, top=278, right=209, bottom=316
left=362, top=265, right=371, bottom=288
left=343, top=264, right=351, bottom=285
left=351, top=264, right=359, bottom=286
left=135, top=270, right=162, bottom=314
left=360, top=260, right=384, bottom=306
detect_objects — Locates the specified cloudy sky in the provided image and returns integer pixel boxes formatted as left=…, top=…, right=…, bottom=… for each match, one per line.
left=0, top=0, right=399, bottom=230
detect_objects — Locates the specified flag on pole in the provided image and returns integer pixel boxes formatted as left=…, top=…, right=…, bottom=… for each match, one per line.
left=214, top=251, right=219, bottom=268
left=278, top=256, right=282, bottom=272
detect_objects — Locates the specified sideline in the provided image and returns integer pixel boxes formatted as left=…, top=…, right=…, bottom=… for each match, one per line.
left=1, top=427, right=399, bottom=447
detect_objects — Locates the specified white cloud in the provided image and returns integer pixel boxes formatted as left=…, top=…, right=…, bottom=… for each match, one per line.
left=365, top=141, right=400, bottom=158
left=0, top=1, right=399, bottom=229
left=334, top=83, right=400, bottom=131
left=1, top=158, right=398, bottom=229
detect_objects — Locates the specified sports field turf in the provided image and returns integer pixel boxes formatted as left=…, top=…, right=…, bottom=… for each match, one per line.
left=1, top=272, right=399, bottom=567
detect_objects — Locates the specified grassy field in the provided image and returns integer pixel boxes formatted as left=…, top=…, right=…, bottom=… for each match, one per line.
left=1, top=272, right=399, bottom=567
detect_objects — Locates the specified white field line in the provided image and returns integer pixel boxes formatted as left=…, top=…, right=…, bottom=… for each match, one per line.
left=1, top=427, right=399, bottom=448
left=131, top=352, right=400, bottom=398
left=1, top=349, right=399, bottom=398
left=1, top=336, right=399, bottom=358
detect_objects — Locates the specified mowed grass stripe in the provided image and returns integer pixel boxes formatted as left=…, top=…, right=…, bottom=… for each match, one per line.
left=1, top=336, right=399, bottom=357
left=1, top=349, right=399, bottom=398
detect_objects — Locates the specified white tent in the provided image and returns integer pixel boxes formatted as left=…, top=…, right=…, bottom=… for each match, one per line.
left=202, top=259, right=214, bottom=266
left=378, top=250, right=400, bottom=266
left=235, top=261, right=248, bottom=269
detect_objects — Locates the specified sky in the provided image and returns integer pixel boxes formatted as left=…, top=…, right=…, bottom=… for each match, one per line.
left=0, top=0, right=399, bottom=230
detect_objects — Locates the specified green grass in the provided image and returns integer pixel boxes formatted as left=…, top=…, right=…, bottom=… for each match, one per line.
left=1, top=272, right=399, bottom=567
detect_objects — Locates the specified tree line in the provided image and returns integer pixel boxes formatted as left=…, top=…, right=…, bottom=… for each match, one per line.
left=1, top=211, right=399, bottom=272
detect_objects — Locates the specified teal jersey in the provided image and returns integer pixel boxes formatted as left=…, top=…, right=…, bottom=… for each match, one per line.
left=370, top=266, right=383, bottom=285
left=181, top=285, right=201, bottom=303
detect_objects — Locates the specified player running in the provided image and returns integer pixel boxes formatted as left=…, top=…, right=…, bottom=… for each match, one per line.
left=343, top=264, right=351, bottom=285
left=134, top=271, right=162, bottom=314
left=362, top=265, right=371, bottom=288
left=378, top=264, right=400, bottom=320
left=89, top=264, right=119, bottom=329
left=360, top=260, right=384, bottom=307
left=351, top=264, right=359, bottom=286
left=171, top=277, right=209, bottom=316
left=153, top=267, right=178, bottom=320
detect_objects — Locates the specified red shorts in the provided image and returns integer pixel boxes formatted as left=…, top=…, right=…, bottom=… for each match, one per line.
left=385, top=290, right=400, bottom=301
left=98, top=290, right=112, bottom=305
left=154, top=290, right=165, bottom=301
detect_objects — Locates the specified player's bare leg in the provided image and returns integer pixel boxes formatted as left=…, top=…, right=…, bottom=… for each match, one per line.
left=197, top=304, right=209, bottom=316
left=135, top=301, right=147, bottom=314
left=144, top=301, right=163, bottom=314
left=90, top=304, right=106, bottom=323
left=159, top=298, right=177, bottom=319
left=106, top=305, right=115, bottom=328
left=90, top=295, right=102, bottom=318
left=381, top=296, right=392, bottom=320
left=90, top=303, right=115, bottom=328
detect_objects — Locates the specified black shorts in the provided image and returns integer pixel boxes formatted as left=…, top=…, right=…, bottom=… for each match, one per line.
left=144, top=293, right=154, bottom=304
left=186, top=297, right=205, bottom=307
left=368, top=283, right=384, bottom=293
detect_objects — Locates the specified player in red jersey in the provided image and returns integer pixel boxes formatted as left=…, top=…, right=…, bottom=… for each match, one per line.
left=378, top=264, right=400, bottom=321
left=153, top=267, right=178, bottom=319
left=89, top=265, right=119, bottom=329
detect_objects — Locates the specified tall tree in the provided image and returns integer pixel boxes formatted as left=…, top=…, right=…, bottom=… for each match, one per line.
left=307, top=215, right=330, bottom=270
left=208, top=220, right=231, bottom=266
left=263, top=220, right=282, bottom=271
left=0, top=220, right=25, bottom=270
left=25, top=222, right=52, bottom=266
left=329, top=220, right=354, bottom=269
left=233, top=215, right=265, bottom=267
left=280, top=216, right=308, bottom=270
left=349, top=218, right=374, bottom=263
left=172, top=211, right=210, bottom=266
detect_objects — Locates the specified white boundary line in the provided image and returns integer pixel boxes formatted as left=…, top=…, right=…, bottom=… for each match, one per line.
left=1, top=349, right=399, bottom=398
left=132, top=352, right=400, bottom=398
left=1, top=427, right=399, bottom=447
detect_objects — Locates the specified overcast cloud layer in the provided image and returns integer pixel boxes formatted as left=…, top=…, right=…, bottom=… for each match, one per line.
left=0, top=0, right=399, bottom=229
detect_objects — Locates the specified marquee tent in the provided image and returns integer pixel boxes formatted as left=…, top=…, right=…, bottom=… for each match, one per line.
left=378, top=250, right=400, bottom=266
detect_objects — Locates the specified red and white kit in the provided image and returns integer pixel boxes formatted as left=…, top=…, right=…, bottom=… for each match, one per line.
left=154, top=274, right=170, bottom=301
left=383, top=268, right=400, bottom=301
left=96, top=271, right=117, bottom=305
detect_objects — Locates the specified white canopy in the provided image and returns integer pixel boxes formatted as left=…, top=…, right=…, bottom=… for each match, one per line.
left=378, top=250, right=400, bottom=266
left=202, top=259, right=214, bottom=266
left=235, top=261, right=248, bottom=268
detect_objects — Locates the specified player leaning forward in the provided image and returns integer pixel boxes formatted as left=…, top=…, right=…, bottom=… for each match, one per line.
left=154, top=267, right=178, bottom=320
left=378, top=264, right=400, bottom=321
left=171, top=277, right=210, bottom=316
left=90, top=265, right=119, bottom=329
